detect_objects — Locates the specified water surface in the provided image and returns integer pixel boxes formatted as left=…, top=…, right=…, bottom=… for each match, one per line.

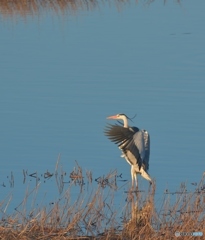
left=0, top=0, right=205, bottom=213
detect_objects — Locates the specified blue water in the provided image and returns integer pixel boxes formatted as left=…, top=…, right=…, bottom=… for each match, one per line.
left=0, top=0, right=205, bottom=215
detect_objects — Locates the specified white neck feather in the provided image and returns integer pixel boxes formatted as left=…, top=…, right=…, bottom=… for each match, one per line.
left=121, top=115, right=128, bottom=128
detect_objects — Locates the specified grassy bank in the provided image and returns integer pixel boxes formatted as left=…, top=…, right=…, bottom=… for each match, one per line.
left=0, top=160, right=204, bottom=239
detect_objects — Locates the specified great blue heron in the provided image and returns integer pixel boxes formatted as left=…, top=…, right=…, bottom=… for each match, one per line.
left=104, top=113, right=152, bottom=188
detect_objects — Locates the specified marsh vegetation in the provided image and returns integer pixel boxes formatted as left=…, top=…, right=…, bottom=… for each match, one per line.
left=1, top=157, right=204, bottom=239
left=0, top=0, right=182, bottom=18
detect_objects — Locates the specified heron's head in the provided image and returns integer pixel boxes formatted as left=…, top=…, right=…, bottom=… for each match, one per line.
left=106, top=113, right=128, bottom=121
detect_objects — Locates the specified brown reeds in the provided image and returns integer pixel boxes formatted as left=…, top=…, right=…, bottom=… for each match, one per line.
left=0, top=159, right=204, bottom=239
left=0, top=0, right=182, bottom=19
left=0, top=0, right=123, bottom=19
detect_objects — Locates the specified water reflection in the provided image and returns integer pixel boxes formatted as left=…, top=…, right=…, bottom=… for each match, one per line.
left=0, top=0, right=181, bottom=18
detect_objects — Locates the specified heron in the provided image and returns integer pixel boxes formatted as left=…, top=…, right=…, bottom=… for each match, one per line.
left=104, top=113, right=152, bottom=188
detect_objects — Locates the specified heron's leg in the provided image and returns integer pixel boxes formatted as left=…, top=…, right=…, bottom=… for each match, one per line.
left=131, top=166, right=137, bottom=189
left=131, top=165, right=138, bottom=189
left=134, top=173, right=138, bottom=189
left=131, top=166, right=134, bottom=189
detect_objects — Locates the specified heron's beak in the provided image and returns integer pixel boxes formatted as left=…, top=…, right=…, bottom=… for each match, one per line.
left=107, top=115, right=117, bottom=119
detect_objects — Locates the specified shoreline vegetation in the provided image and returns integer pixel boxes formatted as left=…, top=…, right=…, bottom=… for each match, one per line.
left=0, top=0, right=182, bottom=19
left=0, top=157, right=204, bottom=239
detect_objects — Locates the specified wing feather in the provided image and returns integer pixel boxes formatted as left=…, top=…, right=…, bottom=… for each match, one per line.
left=104, top=124, right=142, bottom=168
left=142, top=130, right=150, bottom=171
left=132, top=129, right=150, bottom=171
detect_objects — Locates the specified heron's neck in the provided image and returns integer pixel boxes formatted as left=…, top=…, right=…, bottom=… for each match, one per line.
left=121, top=116, right=129, bottom=128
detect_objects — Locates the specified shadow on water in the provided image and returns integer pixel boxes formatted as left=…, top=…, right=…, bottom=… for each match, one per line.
left=0, top=155, right=204, bottom=239
left=0, top=0, right=182, bottom=18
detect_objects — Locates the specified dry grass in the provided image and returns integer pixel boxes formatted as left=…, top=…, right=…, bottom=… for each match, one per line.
left=0, top=0, right=128, bottom=18
left=0, top=158, right=204, bottom=239
left=0, top=0, right=182, bottom=19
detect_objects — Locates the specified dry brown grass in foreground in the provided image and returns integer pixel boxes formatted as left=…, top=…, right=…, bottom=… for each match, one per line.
left=0, top=162, right=204, bottom=239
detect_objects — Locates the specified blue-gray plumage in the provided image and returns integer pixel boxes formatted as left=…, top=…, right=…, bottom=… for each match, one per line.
left=104, top=113, right=152, bottom=188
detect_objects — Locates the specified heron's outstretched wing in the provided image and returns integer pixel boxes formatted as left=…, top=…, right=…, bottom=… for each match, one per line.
left=104, top=124, right=142, bottom=168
